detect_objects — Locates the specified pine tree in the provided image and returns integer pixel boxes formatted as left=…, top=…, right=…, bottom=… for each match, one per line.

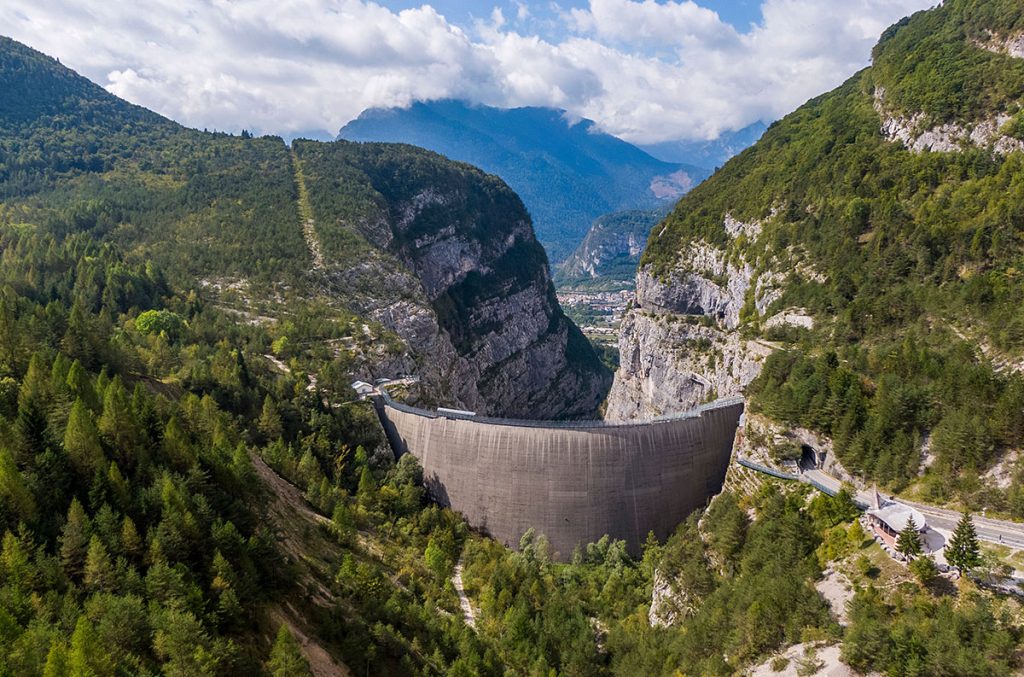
left=49, top=353, right=71, bottom=399
left=210, top=551, right=236, bottom=593
left=946, top=511, right=981, bottom=573
left=63, top=398, right=104, bottom=475
left=16, top=354, right=50, bottom=457
left=162, top=416, right=194, bottom=467
left=68, top=616, right=109, bottom=675
left=896, top=516, right=923, bottom=560
left=42, top=639, right=69, bottom=677
left=331, top=501, right=355, bottom=544
left=266, top=624, right=311, bottom=677
left=424, top=537, right=448, bottom=580
left=107, top=461, right=130, bottom=508
left=121, top=516, right=143, bottom=561
left=61, top=302, right=95, bottom=368
left=258, top=395, right=283, bottom=441
left=84, top=534, right=115, bottom=591
left=0, top=445, right=36, bottom=521
left=97, top=376, right=141, bottom=463
left=18, top=353, right=50, bottom=409
left=59, top=498, right=91, bottom=577
left=1, top=531, right=32, bottom=585
left=65, top=359, right=98, bottom=411
left=297, top=449, right=319, bottom=486
left=357, top=466, right=376, bottom=508
left=216, top=587, right=244, bottom=630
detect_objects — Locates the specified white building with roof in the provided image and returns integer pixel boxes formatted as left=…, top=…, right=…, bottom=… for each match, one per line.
left=866, top=487, right=928, bottom=550
left=351, top=380, right=375, bottom=397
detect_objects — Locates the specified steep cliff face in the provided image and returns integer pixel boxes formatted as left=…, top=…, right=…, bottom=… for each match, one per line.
left=608, top=0, right=1024, bottom=505
left=605, top=214, right=801, bottom=420
left=296, top=141, right=611, bottom=418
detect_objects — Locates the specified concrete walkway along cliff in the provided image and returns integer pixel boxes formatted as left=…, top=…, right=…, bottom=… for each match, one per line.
left=373, top=391, right=744, bottom=560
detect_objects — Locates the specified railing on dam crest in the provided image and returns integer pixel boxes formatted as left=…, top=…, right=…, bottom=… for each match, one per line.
left=376, top=388, right=745, bottom=430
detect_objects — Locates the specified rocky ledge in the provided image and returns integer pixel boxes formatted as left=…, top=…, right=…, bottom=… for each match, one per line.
left=606, top=213, right=815, bottom=421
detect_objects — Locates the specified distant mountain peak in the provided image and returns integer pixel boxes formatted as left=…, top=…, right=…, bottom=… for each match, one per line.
left=339, top=99, right=711, bottom=262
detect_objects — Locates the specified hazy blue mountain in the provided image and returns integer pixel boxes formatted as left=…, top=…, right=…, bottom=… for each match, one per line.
left=338, top=100, right=710, bottom=262
left=639, top=121, right=768, bottom=168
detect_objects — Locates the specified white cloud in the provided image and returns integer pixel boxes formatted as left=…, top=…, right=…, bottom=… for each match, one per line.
left=0, top=0, right=935, bottom=143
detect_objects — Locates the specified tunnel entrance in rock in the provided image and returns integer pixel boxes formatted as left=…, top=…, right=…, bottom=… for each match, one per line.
left=799, top=444, right=818, bottom=471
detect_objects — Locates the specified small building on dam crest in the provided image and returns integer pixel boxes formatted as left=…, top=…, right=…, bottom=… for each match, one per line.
left=372, top=391, right=744, bottom=560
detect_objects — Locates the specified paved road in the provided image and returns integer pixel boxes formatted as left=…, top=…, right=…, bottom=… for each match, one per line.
left=800, top=468, right=1024, bottom=549
left=904, top=500, right=1024, bottom=550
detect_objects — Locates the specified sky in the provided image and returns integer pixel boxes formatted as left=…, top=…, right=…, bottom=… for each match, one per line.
left=1, top=0, right=936, bottom=144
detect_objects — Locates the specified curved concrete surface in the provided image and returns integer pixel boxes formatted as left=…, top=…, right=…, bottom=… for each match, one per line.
left=374, top=393, right=744, bottom=559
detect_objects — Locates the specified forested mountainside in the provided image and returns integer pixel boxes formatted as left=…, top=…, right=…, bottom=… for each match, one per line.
left=556, top=208, right=667, bottom=290
left=338, top=100, right=710, bottom=262
left=610, top=0, right=1024, bottom=510
left=0, top=37, right=609, bottom=419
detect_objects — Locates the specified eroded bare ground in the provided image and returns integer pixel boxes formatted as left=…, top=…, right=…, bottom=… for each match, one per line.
left=452, top=559, right=477, bottom=629
left=267, top=605, right=352, bottom=677
left=250, top=451, right=351, bottom=676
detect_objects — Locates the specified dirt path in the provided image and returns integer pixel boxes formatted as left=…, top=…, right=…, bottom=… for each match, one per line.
left=291, top=150, right=326, bottom=271
left=268, top=605, right=351, bottom=677
left=451, top=559, right=476, bottom=629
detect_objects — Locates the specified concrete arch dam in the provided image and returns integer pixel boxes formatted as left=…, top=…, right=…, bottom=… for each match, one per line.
left=374, top=393, right=744, bottom=560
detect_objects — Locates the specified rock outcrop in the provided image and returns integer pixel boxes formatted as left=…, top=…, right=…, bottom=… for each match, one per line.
left=874, top=86, right=1024, bottom=155
left=976, top=31, right=1024, bottom=60
left=606, top=214, right=792, bottom=421
left=296, top=141, right=611, bottom=419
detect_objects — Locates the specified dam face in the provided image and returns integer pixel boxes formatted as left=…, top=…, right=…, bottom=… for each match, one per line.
left=375, top=394, right=744, bottom=560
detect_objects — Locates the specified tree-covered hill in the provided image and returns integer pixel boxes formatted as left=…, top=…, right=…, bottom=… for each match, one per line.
left=556, top=208, right=668, bottom=290
left=0, top=37, right=309, bottom=285
left=623, top=0, right=1024, bottom=508
left=0, top=35, right=609, bottom=419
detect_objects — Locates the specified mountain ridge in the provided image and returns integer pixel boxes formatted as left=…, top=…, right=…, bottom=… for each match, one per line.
left=638, top=121, right=768, bottom=168
left=609, top=0, right=1024, bottom=510
left=338, top=99, right=711, bottom=261
left=0, top=35, right=610, bottom=419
